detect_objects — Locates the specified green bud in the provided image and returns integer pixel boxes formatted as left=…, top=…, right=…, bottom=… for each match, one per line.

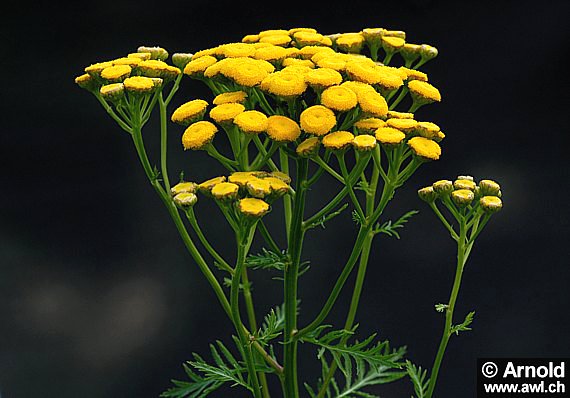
left=418, top=186, right=437, bottom=203
left=451, top=189, right=474, bottom=207
left=138, top=46, right=169, bottom=61
left=479, top=196, right=503, bottom=213
left=432, top=179, right=453, bottom=195
left=172, top=53, right=194, bottom=69
left=479, top=179, right=501, bottom=196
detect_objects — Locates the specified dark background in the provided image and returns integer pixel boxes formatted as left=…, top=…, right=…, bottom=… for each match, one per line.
left=1, top=0, right=569, bottom=397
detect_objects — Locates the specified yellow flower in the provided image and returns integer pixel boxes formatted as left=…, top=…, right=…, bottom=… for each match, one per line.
left=85, top=61, right=114, bottom=77
left=375, top=127, right=406, bottom=146
left=298, top=45, right=335, bottom=59
left=451, top=189, right=474, bottom=207
left=294, top=31, right=326, bottom=46
left=238, top=198, right=270, bottom=217
left=479, top=180, right=501, bottom=196
left=432, top=180, right=453, bottom=195
left=386, top=118, right=418, bottom=133
left=408, top=80, right=441, bottom=103
left=264, top=176, right=290, bottom=195
left=198, top=176, right=227, bottom=193
left=345, top=59, right=381, bottom=84
left=182, top=121, right=218, bottom=150
left=191, top=47, right=218, bottom=59
left=100, top=65, right=131, bottom=82
left=246, top=178, right=272, bottom=198
left=323, top=131, right=355, bottom=150
left=211, top=182, right=240, bottom=200
left=300, top=105, right=336, bottom=136
left=352, top=134, right=377, bottom=151
left=112, top=57, right=141, bottom=67
left=123, top=76, right=156, bottom=94
left=356, top=90, right=388, bottom=117
left=387, top=110, right=414, bottom=119
left=340, top=81, right=375, bottom=96
left=218, top=43, right=256, bottom=58
left=264, top=71, right=307, bottom=98
left=100, top=83, right=125, bottom=101
left=361, top=28, right=386, bottom=44
left=209, top=103, right=246, bottom=124
left=173, top=192, right=198, bottom=207
left=354, top=118, right=386, bottom=133
left=282, top=58, right=315, bottom=68
left=254, top=45, right=289, bottom=61
left=454, top=179, right=477, bottom=191
left=228, top=171, right=266, bottom=187
left=242, top=34, right=260, bottom=43
left=336, top=32, right=365, bottom=53
left=221, top=58, right=270, bottom=87
left=171, top=181, right=197, bottom=195
left=381, top=36, right=405, bottom=52
left=266, top=115, right=301, bottom=142
left=128, top=52, right=151, bottom=61
left=296, top=137, right=320, bottom=157
left=416, top=121, right=440, bottom=139
left=280, top=65, right=313, bottom=75
left=183, top=55, right=218, bottom=76
left=374, top=68, right=405, bottom=91
left=321, top=86, right=358, bottom=112
left=171, top=99, right=209, bottom=125
left=315, top=54, right=347, bottom=71
left=479, top=196, right=503, bottom=213
left=408, top=136, right=441, bottom=160
left=399, top=67, right=428, bottom=82
left=259, top=29, right=290, bottom=37
left=289, top=27, right=317, bottom=35
left=234, top=110, right=268, bottom=133
left=384, top=30, right=406, bottom=39
left=213, top=91, right=248, bottom=105
left=305, top=67, right=343, bottom=88
left=138, top=60, right=180, bottom=79
left=75, top=73, right=97, bottom=91
left=259, top=34, right=292, bottom=46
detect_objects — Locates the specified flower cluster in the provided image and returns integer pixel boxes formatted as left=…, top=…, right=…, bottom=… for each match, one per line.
left=171, top=170, right=291, bottom=218
left=418, top=175, right=503, bottom=213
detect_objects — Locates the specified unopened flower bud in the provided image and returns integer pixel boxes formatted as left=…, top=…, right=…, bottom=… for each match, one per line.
left=432, top=180, right=454, bottom=195
left=171, top=181, right=197, bottom=196
left=138, top=46, right=169, bottom=61
left=99, top=83, right=125, bottom=102
left=172, top=53, right=194, bottom=69
left=419, top=44, right=438, bottom=61
left=479, top=179, right=501, bottom=196
left=479, top=196, right=502, bottom=213
left=296, top=137, right=320, bottom=158
left=457, top=175, right=474, bottom=181
left=173, top=192, right=198, bottom=207
left=75, top=73, right=98, bottom=91
left=400, top=43, right=421, bottom=64
left=454, top=179, right=476, bottom=191
left=418, top=186, right=437, bottom=202
left=384, top=30, right=406, bottom=39
left=451, top=189, right=474, bottom=207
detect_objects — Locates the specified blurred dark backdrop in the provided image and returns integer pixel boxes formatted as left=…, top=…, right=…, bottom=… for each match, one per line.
left=1, top=0, right=569, bottom=397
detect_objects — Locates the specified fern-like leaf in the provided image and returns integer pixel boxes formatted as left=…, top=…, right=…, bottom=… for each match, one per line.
left=450, top=311, right=475, bottom=335
left=406, top=361, right=430, bottom=398
left=373, top=210, right=419, bottom=239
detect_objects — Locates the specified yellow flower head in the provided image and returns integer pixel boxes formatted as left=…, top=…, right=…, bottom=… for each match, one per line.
left=479, top=196, right=503, bottom=213
left=294, top=31, right=326, bottom=46
left=454, top=179, right=477, bottom=191
left=289, top=27, right=317, bottom=35
left=254, top=45, right=289, bottom=61
left=296, top=137, right=320, bottom=157
left=408, top=136, right=441, bottom=160
left=339, top=81, right=374, bottom=96
left=259, top=29, right=290, bottom=37
left=266, top=115, right=301, bottom=142
left=356, top=90, right=388, bottom=117
left=218, top=42, right=256, bottom=58
left=112, top=57, right=141, bottom=68
left=298, top=45, right=335, bottom=59
left=191, top=47, right=218, bottom=59
left=386, top=118, right=418, bottom=133
left=173, top=192, right=198, bottom=207
left=381, top=36, right=406, bottom=52
left=75, top=73, right=98, bottom=91
left=182, top=121, right=218, bottom=150
left=323, top=131, right=355, bottom=150
left=387, top=110, right=414, bottom=119
left=354, top=118, right=386, bottom=133
left=451, top=189, right=475, bottom=207
left=101, top=65, right=132, bottom=82
left=211, top=182, right=240, bottom=200
left=183, top=55, right=218, bottom=76
left=100, top=83, right=125, bottom=101
left=282, top=58, right=315, bottom=68
left=361, top=27, right=386, bottom=43
left=336, top=33, right=365, bottom=53
left=242, top=34, right=260, bottom=43
left=264, top=176, right=290, bottom=196
left=352, top=134, right=377, bottom=151
left=138, top=60, right=181, bottom=79
left=374, top=67, right=405, bottom=91
left=228, top=171, right=267, bottom=186
left=259, top=34, right=292, bottom=46
left=123, top=76, right=156, bottom=94
left=321, top=86, right=358, bottom=112
left=171, top=99, right=209, bottom=125
left=399, top=66, right=428, bottom=82
left=198, top=176, right=227, bottom=193
left=479, top=180, right=501, bottom=196
left=408, top=80, right=441, bottom=103
left=221, top=58, right=270, bottom=87
left=85, top=61, right=114, bottom=77
left=375, top=127, right=406, bottom=146
left=281, top=65, right=313, bottom=75
left=305, top=67, right=343, bottom=89
left=300, top=105, right=336, bottom=136
left=171, top=181, right=197, bottom=196
left=128, top=52, right=151, bottom=61
left=264, top=71, right=307, bottom=98
left=238, top=198, right=270, bottom=218
left=315, top=55, right=348, bottom=71
left=209, top=103, right=246, bottom=124
left=213, top=91, right=248, bottom=105
left=234, top=110, right=268, bottom=133
left=384, top=30, right=406, bottom=39
left=432, top=180, right=454, bottom=195
left=345, top=59, right=381, bottom=84
left=246, top=178, right=272, bottom=198
left=416, top=121, right=440, bottom=139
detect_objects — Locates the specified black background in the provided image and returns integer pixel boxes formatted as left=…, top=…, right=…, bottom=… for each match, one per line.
left=1, top=0, right=569, bottom=397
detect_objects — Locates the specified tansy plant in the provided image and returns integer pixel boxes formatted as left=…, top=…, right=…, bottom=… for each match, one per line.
left=75, top=27, right=503, bottom=398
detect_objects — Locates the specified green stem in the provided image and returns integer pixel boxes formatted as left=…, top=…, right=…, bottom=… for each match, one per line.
left=337, top=153, right=365, bottom=221
left=426, top=218, right=468, bottom=398
left=283, top=158, right=309, bottom=398
left=388, top=87, right=409, bottom=110
left=280, top=148, right=292, bottom=241
left=158, top=92, right=170, bottom=191
left=313, top=155, right=344, bottom=183
left=259, top=221, right=281, bottom=253
left=94, top=93, right=132, bottom=134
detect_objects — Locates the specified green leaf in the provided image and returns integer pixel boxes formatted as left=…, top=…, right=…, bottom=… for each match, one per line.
left=406, top=361, right=430, bottom=398
left=450, top=311, right=475, bottom=335
left=256, top=304, right=286, bottom=346
left=435, top=303, right=448, bottom=313
left=246, top=248, right=288, bottom=271
left=373, top=210, right=419, bottom=239
left=352, top=209, right=366, bottom=226
left=305, top=202, right=349, bottom=230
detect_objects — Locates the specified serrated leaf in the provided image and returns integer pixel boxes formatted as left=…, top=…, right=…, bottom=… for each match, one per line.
left=450, top=311, right=475, bottom=335
left=406, top=360, right=430, bottom=398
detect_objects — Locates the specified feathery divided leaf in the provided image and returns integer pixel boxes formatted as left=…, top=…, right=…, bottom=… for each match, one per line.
left=256, top=303, right=286, bottom=346
left=373, top=210, right=419, bottom=239
left=450, top=311, right=475, bottom=335
left=305, top=202, right=350, bottom=230
left=246, top=248, right=289, bottom=271
left=406, top=361, right=430, bottom=398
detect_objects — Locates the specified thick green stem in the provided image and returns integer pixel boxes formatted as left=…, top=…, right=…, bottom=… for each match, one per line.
left=283, top=158, right=309, bottom=398
left=426, top=218, right=468, bottom=398
left=158, top=92, right=170, bottom=191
